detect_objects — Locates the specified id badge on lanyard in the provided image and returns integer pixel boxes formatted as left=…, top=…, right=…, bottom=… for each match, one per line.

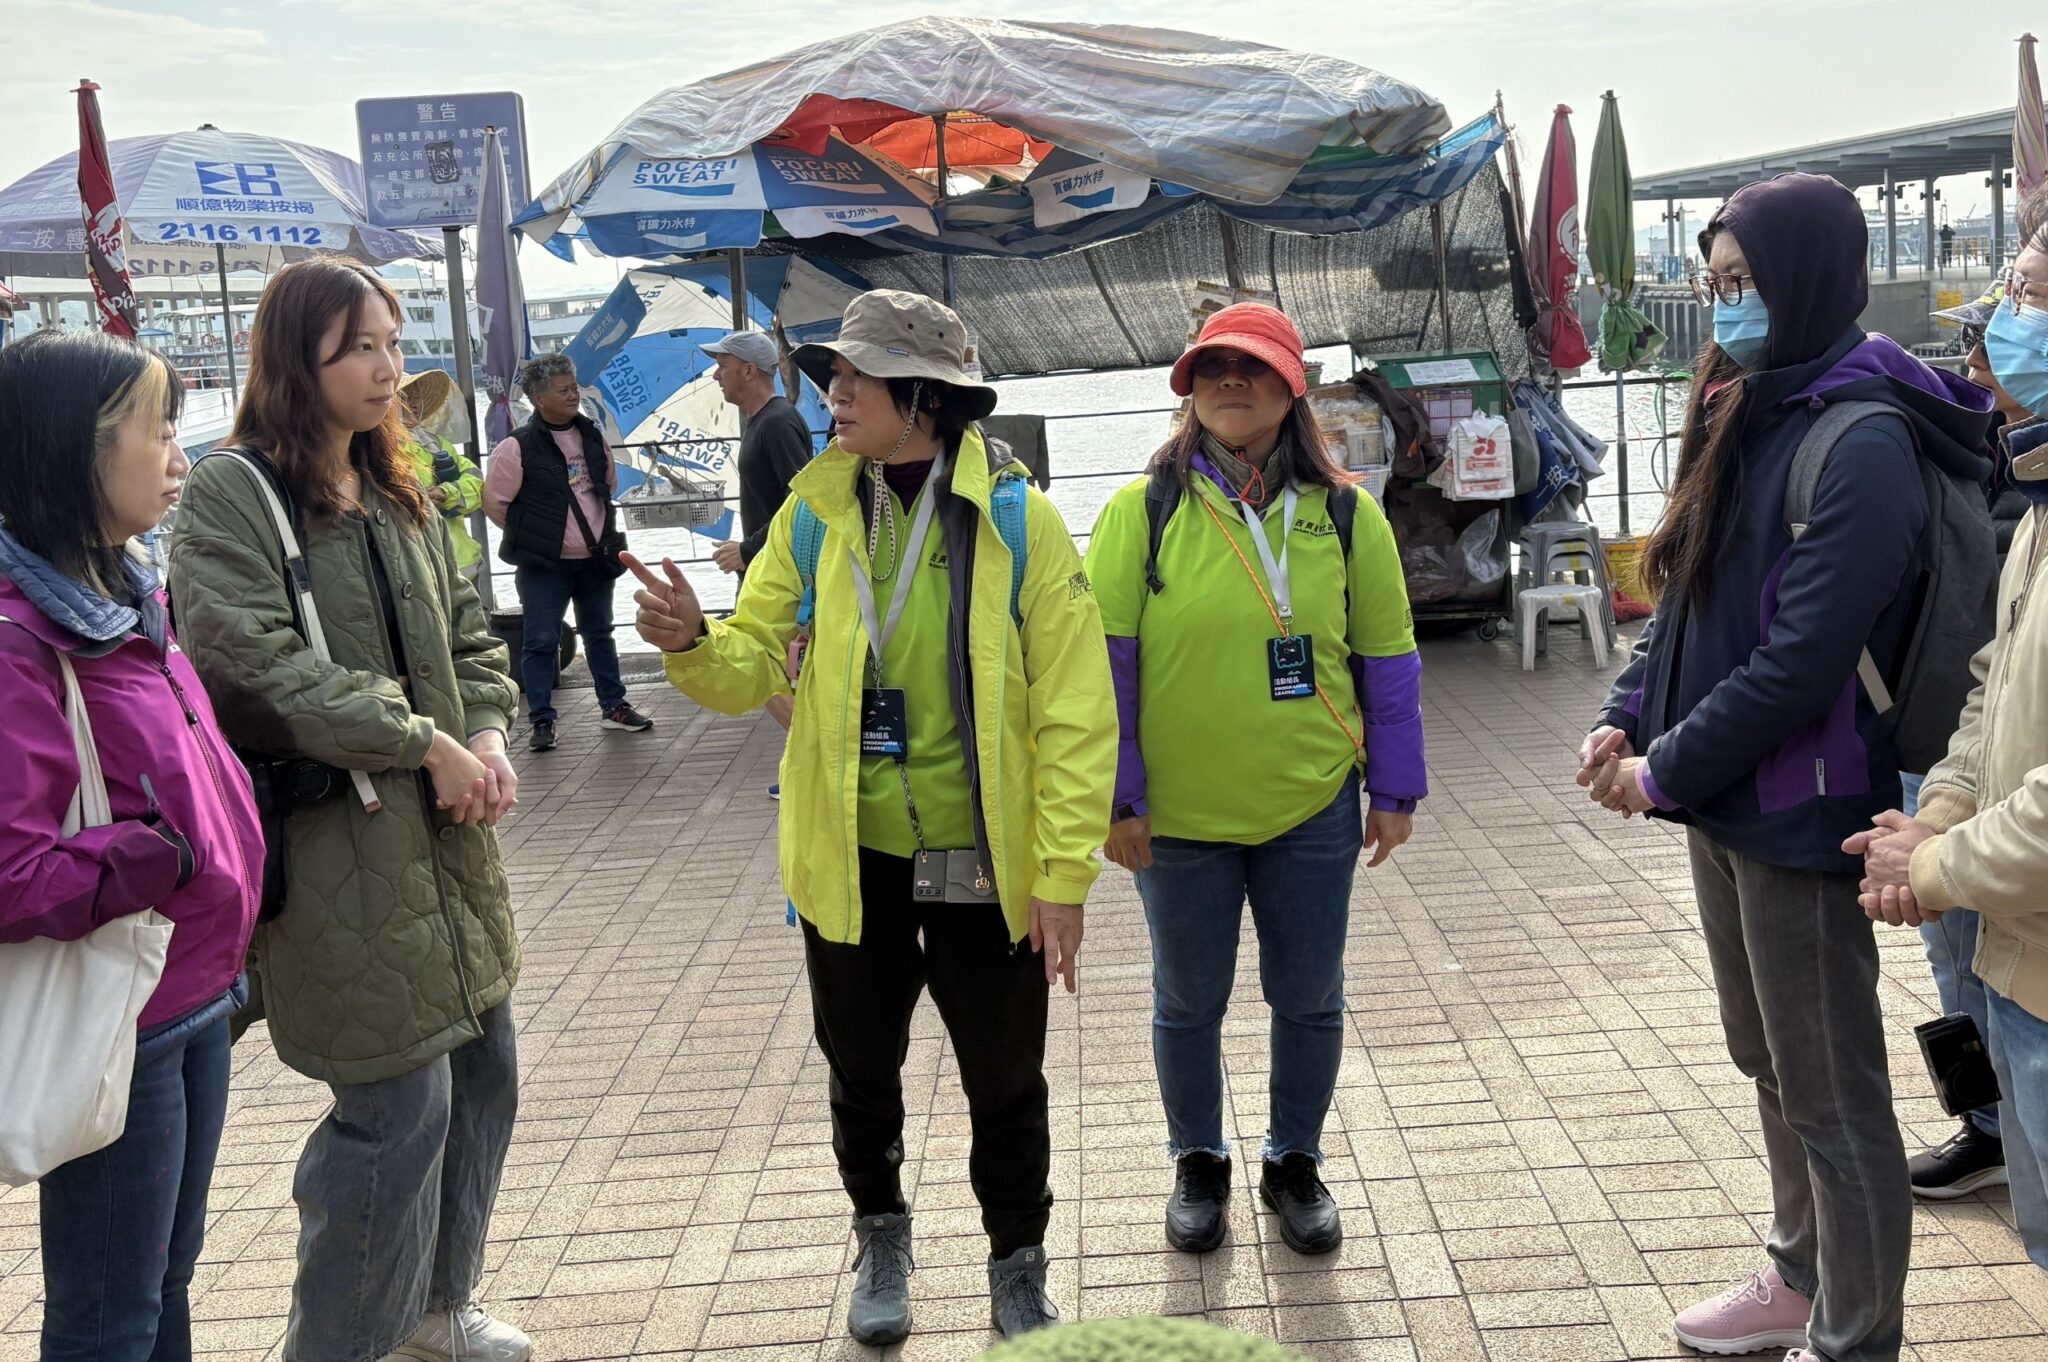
left=848, top=450, right=947, bottom=824
left=1237, top=485, right=1315, bottom=702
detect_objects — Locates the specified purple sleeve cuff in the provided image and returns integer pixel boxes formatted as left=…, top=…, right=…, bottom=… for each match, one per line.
left=1637, top=760, right=1679, bottom=811
left=1368, top=794, right=1417, bottom=814
left=1349, top=650, right=1428, bottom=804
left=1107, top=636, right=1148, bottom=814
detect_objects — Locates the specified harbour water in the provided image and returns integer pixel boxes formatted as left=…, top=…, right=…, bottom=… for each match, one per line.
left=495, top=357, right=1688, bottom=649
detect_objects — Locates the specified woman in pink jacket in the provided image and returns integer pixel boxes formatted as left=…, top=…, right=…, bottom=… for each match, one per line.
left=0, top=330, right=263, bottom=1362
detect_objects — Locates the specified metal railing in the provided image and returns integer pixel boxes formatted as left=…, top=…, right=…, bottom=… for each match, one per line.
left=481, top=377, right=1695, bottom=592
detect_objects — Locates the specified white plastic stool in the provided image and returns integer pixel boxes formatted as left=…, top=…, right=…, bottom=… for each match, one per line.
left=1519, top=584, right=1611, bottom=670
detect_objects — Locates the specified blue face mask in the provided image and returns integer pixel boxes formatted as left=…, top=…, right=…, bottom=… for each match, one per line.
left=1985, top=301, right=2048, bottom=416
left=1713, top=291, right=1771, bottom=368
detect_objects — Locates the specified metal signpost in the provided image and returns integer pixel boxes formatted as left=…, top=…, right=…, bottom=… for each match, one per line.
left=355, top=93, right=529, bottom=609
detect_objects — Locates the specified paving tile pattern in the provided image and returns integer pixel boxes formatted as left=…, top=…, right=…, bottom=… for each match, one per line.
left=2, top=632, right=2040, bottom=1360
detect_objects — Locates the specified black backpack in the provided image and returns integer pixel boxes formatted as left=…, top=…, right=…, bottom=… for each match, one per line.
left=1142, top=469, right=1358, bottom=595
left=1783, top=400, right=1998, bottom=774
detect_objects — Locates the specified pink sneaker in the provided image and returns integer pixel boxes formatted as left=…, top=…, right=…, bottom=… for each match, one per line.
left=1673, top=1267, right=1812, bottom=1356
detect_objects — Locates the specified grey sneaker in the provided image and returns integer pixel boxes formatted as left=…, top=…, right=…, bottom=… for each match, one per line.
left=987, top=1244, right=1058, bottom=1338
left=847, top=1212, right=914, bottom=1345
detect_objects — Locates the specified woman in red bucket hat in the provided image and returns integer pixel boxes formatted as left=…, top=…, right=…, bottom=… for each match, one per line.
left=1083, top=301, right=1426, bottom=1258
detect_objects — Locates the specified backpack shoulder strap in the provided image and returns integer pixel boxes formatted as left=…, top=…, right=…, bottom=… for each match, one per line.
left=1786, top=400, right=1910, bottom=537
left=1783, top=400, right=1913, bottom=713
left=790, top=498, right=825, bottom=628
left=1329, top=483, right=1358, bottom=559
left=202, top=448, right=382, bottom=814
left=1143, top=470, right=1182, bottom=594
left=989, top=473, right=1028, bottom=625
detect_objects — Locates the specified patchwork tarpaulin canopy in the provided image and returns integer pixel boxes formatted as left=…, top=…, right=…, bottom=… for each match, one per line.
left=560, top=255, right=860, bottom=541
left=518, top=16, right=1453, bottom=251
left=778, top=115, right=1521, bottom=379
left=532, top=19, right=1524, bottom=381
left=867, top=113, right=1504, bottom=260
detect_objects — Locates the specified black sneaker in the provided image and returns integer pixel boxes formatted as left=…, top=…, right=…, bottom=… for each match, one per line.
left=1165, top=1153, right=1231, bottom=1253
left=1910, top=1121, right=2008, bottom=1200
left=600, top=703, right=653, bottom=732
left=1260, top=1153, right=1343, bottom=1255
left=527, top=720, right=556, bottom=752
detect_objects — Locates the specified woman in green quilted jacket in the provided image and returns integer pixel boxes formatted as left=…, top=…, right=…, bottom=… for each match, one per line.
left=167, top=259, right=529, bottom=1362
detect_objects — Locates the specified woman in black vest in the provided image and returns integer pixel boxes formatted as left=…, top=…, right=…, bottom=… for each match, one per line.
left=481, top=353, right=651, bottom=751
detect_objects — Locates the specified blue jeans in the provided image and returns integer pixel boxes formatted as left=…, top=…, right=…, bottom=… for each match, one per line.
left=515, top=559, right=625, bottom=723
left=38, top=995, right=236, bottom=1362
left=1135, top=772, right=1362, bottom=1163
left=1985, top=985, right=2048, bottom=1268
left=1902, top=773, right=2000, bottom=1137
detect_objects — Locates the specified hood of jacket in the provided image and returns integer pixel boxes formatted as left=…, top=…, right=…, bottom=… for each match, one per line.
left=0, top=525, right=166, bottom=654
left=1743, top=329, right=1995, bottom=487
left=1705, top=173, right=1869, bottom=371
left=1783, top=331, right=1996, bottom=484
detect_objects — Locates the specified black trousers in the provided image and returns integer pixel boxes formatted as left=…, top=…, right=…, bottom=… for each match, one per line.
left=801, top=848, right=1053, bottom=1257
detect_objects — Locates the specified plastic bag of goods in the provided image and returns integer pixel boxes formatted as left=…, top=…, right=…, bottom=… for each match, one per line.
left=1444, top=414, right=1514, bottom=500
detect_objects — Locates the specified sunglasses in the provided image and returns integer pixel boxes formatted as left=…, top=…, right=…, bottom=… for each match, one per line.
left=1189, top=351, right=1273, bottom=383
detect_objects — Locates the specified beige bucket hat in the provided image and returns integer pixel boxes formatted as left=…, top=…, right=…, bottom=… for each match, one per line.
left=792, top=289, right=997, bottom=421
left=400, top=367, right=457, bottom=424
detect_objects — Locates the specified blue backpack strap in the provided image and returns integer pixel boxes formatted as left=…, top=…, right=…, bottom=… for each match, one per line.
left=990, top=474, right=1028, bottom=626
left=790, top=498, right=825, bottom=627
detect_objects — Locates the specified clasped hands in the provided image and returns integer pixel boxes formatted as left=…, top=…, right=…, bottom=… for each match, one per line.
left=1575, top=727, right=1655, bottom=817
left=1842, top=810, right=1942, bottom=927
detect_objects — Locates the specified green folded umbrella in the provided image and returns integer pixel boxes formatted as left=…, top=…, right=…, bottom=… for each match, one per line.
left=1586, top=90, right=1666, bottom=371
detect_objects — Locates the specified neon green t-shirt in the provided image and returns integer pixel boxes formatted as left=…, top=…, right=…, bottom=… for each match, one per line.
left=1084, top=472, right=1415, bottom=844
left=854, top=473, right=975, bottom=857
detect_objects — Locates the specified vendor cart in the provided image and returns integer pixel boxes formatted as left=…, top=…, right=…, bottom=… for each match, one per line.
left=1357, top=350, right=1518, bottom=638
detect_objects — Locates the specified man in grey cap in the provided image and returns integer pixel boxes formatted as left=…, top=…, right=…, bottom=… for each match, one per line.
left=704, top=329, right=812, bottom=578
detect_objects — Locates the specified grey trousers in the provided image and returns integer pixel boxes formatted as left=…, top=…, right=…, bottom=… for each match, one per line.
left=284, top=1004, right=520, bottom=1362
left=1689, top=832, right=1909, bottom=1362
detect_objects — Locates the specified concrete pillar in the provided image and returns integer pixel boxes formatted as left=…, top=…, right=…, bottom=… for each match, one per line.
left=1925, top=179, right=1937, bottom=276
left=1884, top=169, right=1899, bottom=281
left=1992, top=157, right=2008, bottom=273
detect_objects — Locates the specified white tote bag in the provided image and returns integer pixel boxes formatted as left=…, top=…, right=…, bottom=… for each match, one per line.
left=0, top=626, right=174, bottom=1187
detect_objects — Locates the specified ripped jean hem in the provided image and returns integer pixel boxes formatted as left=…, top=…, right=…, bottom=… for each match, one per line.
left=1165, top=1141, right=1231, bottom=1161
left=1260, top=1140, right=1326, bottom=1165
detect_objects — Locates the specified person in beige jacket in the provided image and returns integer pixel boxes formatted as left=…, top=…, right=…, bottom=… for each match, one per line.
left=1851, top=215, right=2048, bottom=1273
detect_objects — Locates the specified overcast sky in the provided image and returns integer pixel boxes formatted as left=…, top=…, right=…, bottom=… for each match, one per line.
left=6, top=0, right=2044, bottom=292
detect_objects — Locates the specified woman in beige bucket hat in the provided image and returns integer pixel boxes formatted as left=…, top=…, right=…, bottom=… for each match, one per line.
left=626, top=290, right=1117, bottom=1346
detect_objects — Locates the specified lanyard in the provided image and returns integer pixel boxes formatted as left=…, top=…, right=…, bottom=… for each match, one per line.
left=847, top=448, right=947, bottom=680
left=1233, top=483, right=1300, bottom=626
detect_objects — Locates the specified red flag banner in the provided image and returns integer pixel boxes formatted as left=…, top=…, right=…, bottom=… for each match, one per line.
left=76, top=79, right=138, bottom=337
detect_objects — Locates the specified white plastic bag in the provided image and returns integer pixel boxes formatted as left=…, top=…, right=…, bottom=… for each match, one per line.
left=1445, top=414, right=1514, bottom=500
left=0, top=631, right=173, bottom=1187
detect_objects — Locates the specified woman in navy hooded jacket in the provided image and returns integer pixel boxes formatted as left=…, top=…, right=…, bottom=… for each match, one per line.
left=1578, top=174, right=1993, bottom=1362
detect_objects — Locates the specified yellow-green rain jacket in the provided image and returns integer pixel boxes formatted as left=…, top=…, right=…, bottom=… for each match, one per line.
left=410, top=435, right=484, bottom=572
left=662, top=426, right=1116, bottom=945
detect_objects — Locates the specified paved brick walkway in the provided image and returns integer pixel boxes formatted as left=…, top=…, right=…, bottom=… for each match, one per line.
left=3, top=631, right=2041, bottom=1361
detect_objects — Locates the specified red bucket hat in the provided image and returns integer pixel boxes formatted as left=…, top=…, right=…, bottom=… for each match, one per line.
left=1169, top=302, right=1308, bottom=398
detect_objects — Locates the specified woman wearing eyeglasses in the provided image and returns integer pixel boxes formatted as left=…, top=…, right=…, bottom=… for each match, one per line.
left=1577, top=172, right=1995, bottom=1362
left=1083, top=303, right=1424, bottom=1258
